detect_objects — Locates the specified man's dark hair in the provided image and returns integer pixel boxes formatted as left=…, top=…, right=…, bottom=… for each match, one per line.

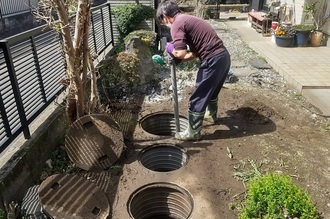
left=156, top=0, right=180, bottom=23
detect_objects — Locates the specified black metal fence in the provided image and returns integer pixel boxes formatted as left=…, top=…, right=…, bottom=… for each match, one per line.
left=0, top=0, right=38, bottom=17
left=0, top=3, right=114, bottom=153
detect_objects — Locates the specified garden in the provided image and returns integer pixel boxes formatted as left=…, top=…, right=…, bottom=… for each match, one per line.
left=1, top=1, right=330, bottom=219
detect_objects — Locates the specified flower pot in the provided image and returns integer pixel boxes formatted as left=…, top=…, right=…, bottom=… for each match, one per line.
left=310, top=31, right=323, bottom=47
left=275, top=36, right=294, bottom=47
left=295, top=30, right=310, bottom=47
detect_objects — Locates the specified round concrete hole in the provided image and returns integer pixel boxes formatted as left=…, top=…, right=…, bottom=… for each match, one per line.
left=128, top=182, right=194, bottom=219
left=139, top=144, right=188, bottom=172
left=139, top=112, right=188, bottom=136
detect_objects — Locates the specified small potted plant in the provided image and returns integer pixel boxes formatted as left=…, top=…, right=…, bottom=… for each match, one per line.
left=274, top=25, right=296, bottom=47
left=303, top=1, right=330, bottom=46
left=293, top=24, right=314, bottom=47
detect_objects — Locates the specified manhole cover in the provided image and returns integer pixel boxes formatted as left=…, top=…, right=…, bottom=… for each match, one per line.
left=65, top=114, right=124, bottom=171
left=139, top=112, right=188, bottom=136
left=139, top=144, right=188, bottom=172
left=128, top=182, right=194, bottom=219
left=39, top=174, right=110, bottom=219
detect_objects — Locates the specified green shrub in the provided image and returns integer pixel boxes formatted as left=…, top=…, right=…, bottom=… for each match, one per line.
left=99, top=52, right=140, bottom=99
left=176, top=58, right=200, bottom=71
left=240, top=173, right=319, bottom=219
left=0, top=209, right=5, bottom=219
left=112, top=4, right=155, bottom=39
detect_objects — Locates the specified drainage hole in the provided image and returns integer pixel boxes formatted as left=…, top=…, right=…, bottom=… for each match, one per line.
left=128, top=183, right=193, bottom=219
left=140, top=113, right=188, bottom=136
left=139, top=145, right=188, bottom=172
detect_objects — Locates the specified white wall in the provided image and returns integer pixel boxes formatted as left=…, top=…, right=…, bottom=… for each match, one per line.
left=294, top=0, right=330, bottom=34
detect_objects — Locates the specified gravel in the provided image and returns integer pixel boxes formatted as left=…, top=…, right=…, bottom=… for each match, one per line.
left=145, top=20, right=291, bottom=103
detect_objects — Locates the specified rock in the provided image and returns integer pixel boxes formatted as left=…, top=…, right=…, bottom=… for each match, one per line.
left=126, top=36, right=156, bottom=85
left=230, top=68, right=256, bottom=77
left=250, top=59, right=272, bottom=69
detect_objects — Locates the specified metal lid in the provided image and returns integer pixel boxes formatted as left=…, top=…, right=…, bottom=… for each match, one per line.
left=39, top=174, right=110, bottom=219
left=65, top=114, right=124, bottom=171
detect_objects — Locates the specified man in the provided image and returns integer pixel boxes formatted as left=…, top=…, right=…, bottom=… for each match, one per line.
left=156, top=0, right=231, bottom=141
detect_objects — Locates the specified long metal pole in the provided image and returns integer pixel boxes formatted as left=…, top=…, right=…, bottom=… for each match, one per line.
left=169, top=58, right=180, bottom=133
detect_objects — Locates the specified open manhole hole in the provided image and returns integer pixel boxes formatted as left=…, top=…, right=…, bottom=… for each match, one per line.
left=139, top=112, right=188, bottom=136
left=139, top=144, right=188, bottom=172
left=128, top=182, right=194, bottom=219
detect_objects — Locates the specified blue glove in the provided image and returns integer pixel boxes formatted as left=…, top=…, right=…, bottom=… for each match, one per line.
left=166, top=42, right=174, bottom=54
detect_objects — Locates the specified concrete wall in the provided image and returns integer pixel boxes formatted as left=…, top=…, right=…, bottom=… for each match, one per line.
left=0, top=107, right=67, bottom=213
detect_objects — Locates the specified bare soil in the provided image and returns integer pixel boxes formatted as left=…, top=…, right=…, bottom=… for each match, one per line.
left=41, top=20, right=330, bottom=218
left=101, top=76, right=330, bottom=218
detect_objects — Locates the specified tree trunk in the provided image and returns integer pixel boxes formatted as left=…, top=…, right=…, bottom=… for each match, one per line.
left=37, top=0, right=99, bottom=122
left=73, top=0, right=89, bottom=118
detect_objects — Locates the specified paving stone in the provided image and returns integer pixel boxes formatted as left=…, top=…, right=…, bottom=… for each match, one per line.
left=231, top=61, right=246, bottom=68
left=230, top=68, right=256, bottom=77
left=250, top=59, right=272, bottom=69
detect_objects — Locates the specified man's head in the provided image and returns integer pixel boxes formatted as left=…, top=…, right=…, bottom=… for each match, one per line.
left=156, top=0, right=180, bottom=26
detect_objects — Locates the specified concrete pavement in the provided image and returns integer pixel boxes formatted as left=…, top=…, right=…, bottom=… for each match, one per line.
left=224, top=17, right=330, bottom=117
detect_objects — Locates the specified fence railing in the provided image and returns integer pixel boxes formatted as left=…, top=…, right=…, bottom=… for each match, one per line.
left=0, top=3, right=114, bottom=153
left=0, top=0, right=38, bottom=17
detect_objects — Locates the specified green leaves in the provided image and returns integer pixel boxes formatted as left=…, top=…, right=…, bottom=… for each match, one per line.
left=112, top=4, right=155, bottom=38
left=240, top=173, right=319, bottom=219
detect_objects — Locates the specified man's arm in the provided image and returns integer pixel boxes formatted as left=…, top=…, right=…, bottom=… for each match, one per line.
left=173, top=49, right=196, bottom=62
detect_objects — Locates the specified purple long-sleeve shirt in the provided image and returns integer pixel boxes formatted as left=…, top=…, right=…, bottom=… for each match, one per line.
left=170, top=13, right=225, bottom=61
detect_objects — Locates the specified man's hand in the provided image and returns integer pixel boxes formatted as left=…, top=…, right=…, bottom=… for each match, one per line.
left=166, top=42, right=174, bottom=54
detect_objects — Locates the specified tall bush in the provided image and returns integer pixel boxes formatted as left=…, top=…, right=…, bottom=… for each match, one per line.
left=112, top=4, right=155, bottom=39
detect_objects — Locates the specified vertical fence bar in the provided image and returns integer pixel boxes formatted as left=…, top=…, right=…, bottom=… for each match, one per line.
left=108, top=3, right=114, bottom=46
left=91, top=12, right=98, bottom=55
left=0, top=3, right=114, bottom=151
left=31, top=36, right=47, bottom=102
left=0, top=93, right=11, bottom=137
left=0, top=41, right=30, bottom=139
left=101, top=8, right=106, bottom=49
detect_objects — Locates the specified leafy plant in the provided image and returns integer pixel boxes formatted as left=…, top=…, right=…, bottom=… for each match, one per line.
left=176, top=58, right=200, bottom=71
left=275, top=25, right=296, bottom=37
left=239, top=173, right=319, bottom=219
left=99, top=52, right=141, bottom=100
left=293, top=24, right=314, bottom=31
left=42, top=146, right=77, bottom=178
left=0, top=209, right=5, bottom=219
left=303, top=1, right=330, bottom=31
left=112, top=4, right=155, bottom=39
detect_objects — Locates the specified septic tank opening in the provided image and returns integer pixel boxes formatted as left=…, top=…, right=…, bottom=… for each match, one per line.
left=128, top=182, right=194, bottom=219
left=139, top=112, right=188, bottom=136
left=139, top=144, right=188, bottom=172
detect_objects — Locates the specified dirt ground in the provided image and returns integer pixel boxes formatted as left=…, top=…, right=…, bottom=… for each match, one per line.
left=40, top=64, right=330, bottom=218
left=100, top=71, right=330, bottom=219
left=40, top=20, right=330, bottom=218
